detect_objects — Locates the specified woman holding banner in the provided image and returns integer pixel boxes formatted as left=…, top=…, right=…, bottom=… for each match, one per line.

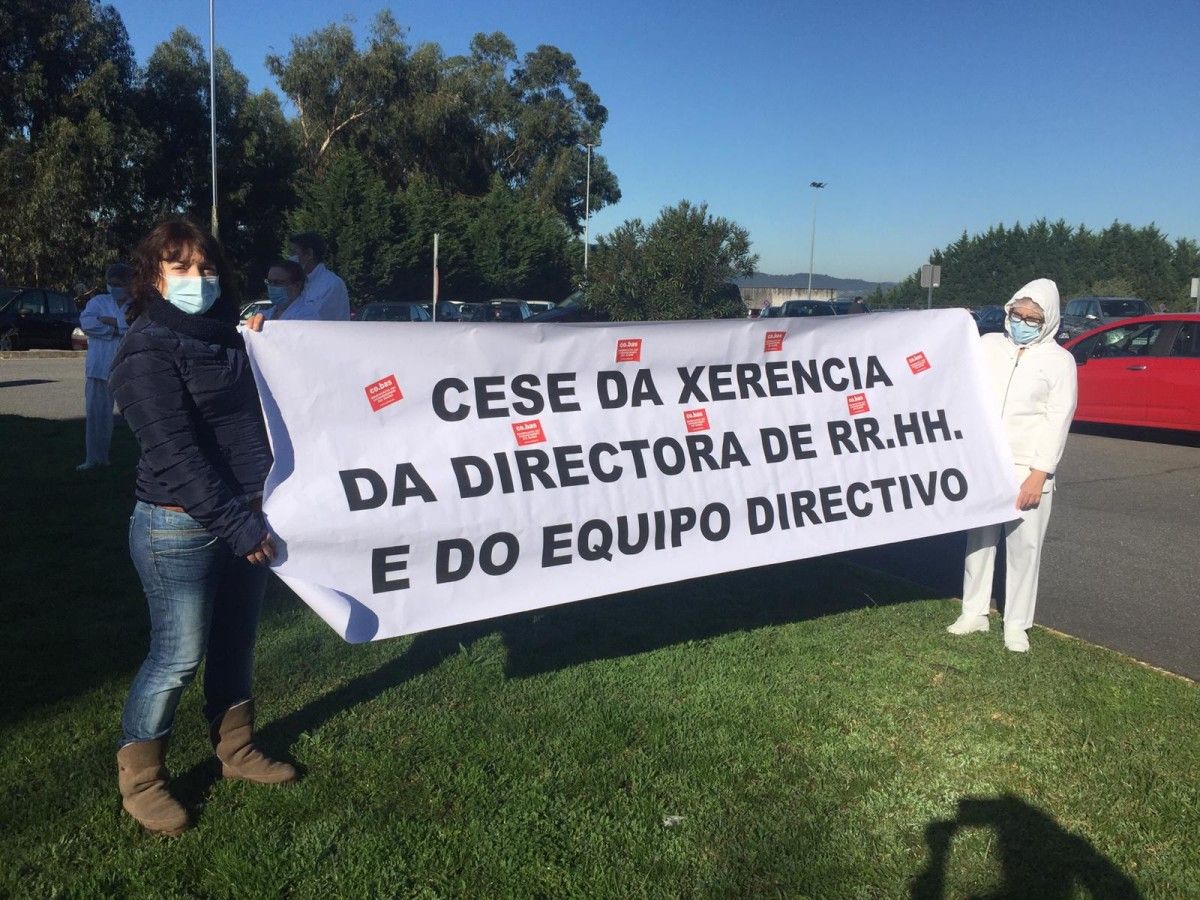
left=947, top=278, right=1077, bottom=652
left=108, top=219, right=295, bottom=837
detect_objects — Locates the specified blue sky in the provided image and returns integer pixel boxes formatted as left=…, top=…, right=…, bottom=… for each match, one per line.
left=111, top=0, right=1200, bottom=282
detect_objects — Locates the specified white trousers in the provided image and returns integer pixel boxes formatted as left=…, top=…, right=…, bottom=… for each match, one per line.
left=961, top=479, right=1055, bottom=632
left=84, top=376, right=115, bottom=465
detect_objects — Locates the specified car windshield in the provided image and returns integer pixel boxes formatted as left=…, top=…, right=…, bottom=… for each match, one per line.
left=1099, top=299, right=1149, bottom=317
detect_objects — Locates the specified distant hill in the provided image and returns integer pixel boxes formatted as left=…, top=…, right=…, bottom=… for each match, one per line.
left=733, top=272, right=894, bottom=294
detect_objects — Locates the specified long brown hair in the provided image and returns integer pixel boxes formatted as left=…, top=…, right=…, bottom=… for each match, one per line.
left=129, top=219, right=238, bottom=322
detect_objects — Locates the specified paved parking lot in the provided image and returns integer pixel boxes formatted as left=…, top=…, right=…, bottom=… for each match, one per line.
left=4, top=354, right=1198, bottom=678
left=849, top=426, right=1200, bottom=679
left=0, top=354, right=88, bottom=419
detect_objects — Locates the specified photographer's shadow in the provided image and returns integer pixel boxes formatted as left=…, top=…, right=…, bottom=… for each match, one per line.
left=911, top=793, right=1140, bottom=899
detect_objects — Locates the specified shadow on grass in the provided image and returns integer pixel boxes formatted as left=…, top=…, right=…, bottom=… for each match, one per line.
left=911, top=793, right=1141, bottom=899
left=0, top=415, right=148, bottom=727
left=172, top=557, right=926, bottom=821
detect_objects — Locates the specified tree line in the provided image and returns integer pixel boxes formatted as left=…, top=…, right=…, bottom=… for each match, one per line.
left=5, top=4, right=1192, bottom=319
left=0, top=2, right=621, bottom=303
left=878, top=220, right=1200, bottom=310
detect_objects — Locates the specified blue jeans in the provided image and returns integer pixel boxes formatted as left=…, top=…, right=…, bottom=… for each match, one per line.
left=120, top=501, right=268, bottom=745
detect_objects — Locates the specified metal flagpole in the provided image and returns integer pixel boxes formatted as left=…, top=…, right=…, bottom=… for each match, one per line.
left=806, top=181, right=825, bottom=300
left=583, top=143, right=594, bottom=276
left=432, top=233, right=440, bottom=320
left=208, top=0, right=218, bottom=239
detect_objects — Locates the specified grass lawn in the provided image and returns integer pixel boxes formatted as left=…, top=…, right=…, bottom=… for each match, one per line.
left=2, top=413, right=1197, bottom=898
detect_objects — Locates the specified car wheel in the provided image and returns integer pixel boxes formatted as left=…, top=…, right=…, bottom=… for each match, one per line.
left=0, top=328, right=19, bottom=352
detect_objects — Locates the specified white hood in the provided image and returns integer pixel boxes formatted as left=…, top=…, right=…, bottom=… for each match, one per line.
left=1003, top=278, right=1061, bottom=346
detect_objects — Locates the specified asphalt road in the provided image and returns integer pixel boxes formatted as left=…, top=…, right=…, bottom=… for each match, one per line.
left=0, top=354, right=89, bottom=419
left=846, top=425, right=1200, bottom=680
left=4, top=354, right=1198, bottom=678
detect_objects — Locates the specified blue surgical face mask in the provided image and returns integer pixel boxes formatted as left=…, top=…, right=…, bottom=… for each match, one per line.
left=1009, top=318, right=1041, bottom=345
left=107, top=284, right=128, bottom=301
left=266, top=284, right=290, bottom=304
left=164, top=275, right=221, bottom=315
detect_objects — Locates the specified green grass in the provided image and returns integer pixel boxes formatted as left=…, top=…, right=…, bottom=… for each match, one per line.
left=2, top=413, right=1198, bottom=898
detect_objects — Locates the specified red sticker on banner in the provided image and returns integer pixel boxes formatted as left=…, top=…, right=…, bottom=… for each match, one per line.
left=847, top=393, right=870, bottom=416
left=616, top=338, right=642, bottom=363
left=684, top=408, right=710, bottom=432
left=764, top=330, right=786, bottom=352
left=512, top=419, right=546, bottom=445
left=365, top=375, right=403, bottom=412
left=907, top=351, right=931, bottom=374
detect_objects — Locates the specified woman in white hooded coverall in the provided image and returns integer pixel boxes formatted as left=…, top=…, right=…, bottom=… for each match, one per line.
left=77, top=263, right=133, bottom=470
left=947, top=278, right=1078, bottom=652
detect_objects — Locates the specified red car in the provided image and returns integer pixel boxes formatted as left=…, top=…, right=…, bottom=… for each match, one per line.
left=1063, top=313, right=1200, bottom=432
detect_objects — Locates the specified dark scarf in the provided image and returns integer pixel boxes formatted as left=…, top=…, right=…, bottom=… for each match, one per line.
left=145, top=294, right=245, bottom=350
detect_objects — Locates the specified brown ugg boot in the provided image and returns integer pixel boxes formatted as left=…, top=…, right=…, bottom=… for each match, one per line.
left=116, top=738, right=190, bottom=836
left=210, top=700, right=297, bottom=785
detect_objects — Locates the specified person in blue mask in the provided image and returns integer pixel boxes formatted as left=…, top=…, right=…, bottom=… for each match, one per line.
left=108, top=219, right=296, bottom=836
left=277, top=231, right=351, bottom=320
left=77, top=263, right=133, bottom=469
left=946, top=278, right=1078, bottom=652
left=262, top=258, right=306, bottom=320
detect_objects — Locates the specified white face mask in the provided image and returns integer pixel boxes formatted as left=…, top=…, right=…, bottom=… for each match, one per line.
left=164, top=275, right=221, bottom=315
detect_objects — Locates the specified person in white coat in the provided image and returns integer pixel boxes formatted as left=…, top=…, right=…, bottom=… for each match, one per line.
left=947, top=278, right=1078, bottom=652
left=77, top=263, right=133, bottom=469
left=276, top=232, right=351, bottom=321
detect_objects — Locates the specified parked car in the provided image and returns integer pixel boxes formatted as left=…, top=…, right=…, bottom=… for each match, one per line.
left=240, top=299, right=274, bottom=320
left=528, top=293, right=608, bottom=323
left=358, top=301, right=432, bottom=322
left=431, top=300, right=461, bottom=321
left=479, top=299, right=534, bottom=322
left=1057, top=296, right=1152, bottom=343
left=1063, top=314, right=1200, bottom=432
left=832, top=299, right=871, bottom=314
left=779, top=300, right=837, bottom=318
left=0, top=287, right=79, bottom=350
left=971, top=305, right=1006, bottom=335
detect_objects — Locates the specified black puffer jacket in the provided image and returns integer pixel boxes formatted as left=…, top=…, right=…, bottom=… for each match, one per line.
left=110, top=295, right=271, bottom=556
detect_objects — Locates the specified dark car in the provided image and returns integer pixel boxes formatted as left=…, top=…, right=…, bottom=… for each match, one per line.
left=358, top=301, right=432, bottom=322
left=0, top=287, right=79, bottom=350
left=972, top=305, right=1006, bottom=335
left=1057, top=296, right=1152, bottom=343
left=779, top=300, right=837, bottom=318
left=431, top=300, right=461, bottom=321
left=484, top=299, right=534, bottom=322
left=832, top=299, right=871, bottom=314
left=528, top=293, right=609, bottom=323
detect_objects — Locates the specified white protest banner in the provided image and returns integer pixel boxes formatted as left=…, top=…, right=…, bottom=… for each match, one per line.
left=245, top=310, right=1016, bottom=642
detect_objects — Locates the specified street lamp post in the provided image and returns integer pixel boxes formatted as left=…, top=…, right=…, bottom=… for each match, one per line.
left=806, top=181, right=826, bottom=300
left=208, top=0, right=218, bottom=239
left=583, top=143, right=594, bottom=276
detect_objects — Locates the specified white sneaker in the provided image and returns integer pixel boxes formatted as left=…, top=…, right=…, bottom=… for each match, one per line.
left=1004, top=629, right=1030, bottom=653
left=75, top=461, right=97, bottom=471
left=947, top=614, right=990, bottom=635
